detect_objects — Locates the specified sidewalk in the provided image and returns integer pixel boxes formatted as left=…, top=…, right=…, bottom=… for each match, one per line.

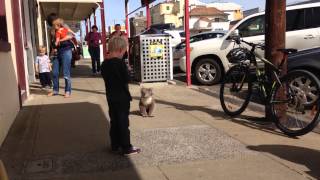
left=0, top=59, right=319, bottom=180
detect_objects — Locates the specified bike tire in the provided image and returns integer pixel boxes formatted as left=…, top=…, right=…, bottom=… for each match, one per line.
left=220, top=64, right=252, bottom=116
left=271, top=70, right=320, bottom=137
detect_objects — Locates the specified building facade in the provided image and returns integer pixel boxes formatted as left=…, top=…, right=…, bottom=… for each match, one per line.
left=151, top=1, right=182, bottom=28
left=189, top=6, right=229, bottom=31
left=130, top=11, right=146, bottom=37
left=0, top=0, right=102, bottom=146
left=150, top=0, right=243, bottom=28
left=207, top=2, right=243, bottom=21
left=0, top=0, right=37, bottom=145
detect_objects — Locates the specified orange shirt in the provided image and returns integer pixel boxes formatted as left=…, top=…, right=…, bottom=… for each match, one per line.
left=56, top=27, right=69, bottom=40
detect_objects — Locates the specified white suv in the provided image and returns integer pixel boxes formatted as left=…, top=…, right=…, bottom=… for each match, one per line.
left=179, top=2, right=320, bottom=85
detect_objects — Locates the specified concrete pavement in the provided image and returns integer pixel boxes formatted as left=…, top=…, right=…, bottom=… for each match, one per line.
left=0, top=59, right=319, bottom=180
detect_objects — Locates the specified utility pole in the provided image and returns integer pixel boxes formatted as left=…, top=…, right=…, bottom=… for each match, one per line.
left=185, top=0, right=191, bottom=86
left=265, top=0, right=286, bottom=119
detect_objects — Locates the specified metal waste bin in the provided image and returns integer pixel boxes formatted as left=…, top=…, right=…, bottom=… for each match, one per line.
left=132, top=34, right=173, bottom=82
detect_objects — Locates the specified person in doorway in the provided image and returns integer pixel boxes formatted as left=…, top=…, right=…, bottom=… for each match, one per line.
left=85, top=25, right=101, bottom=75
left=35, top=46, right=52, bottom=89
left=101, top=36, right=141, bottom=155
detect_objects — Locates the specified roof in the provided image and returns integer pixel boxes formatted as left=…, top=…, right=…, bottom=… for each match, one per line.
left=207, top=2, right=242, bottom=11
left=39, top=1, right=101, bottom=21
left=190, top=7, right=227, bottom=16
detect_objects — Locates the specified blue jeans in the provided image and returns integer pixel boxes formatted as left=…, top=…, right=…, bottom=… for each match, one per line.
left=52, top=49, right=72, bottom=94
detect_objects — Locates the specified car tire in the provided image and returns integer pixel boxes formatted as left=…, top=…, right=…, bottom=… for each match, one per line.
left=194, top=58, right=222, bottom=85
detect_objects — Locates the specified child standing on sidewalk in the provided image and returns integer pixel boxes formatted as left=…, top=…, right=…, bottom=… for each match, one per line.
left=101, top=36, right=141, bottom=155
left=35, top=46, right=52, bottom=89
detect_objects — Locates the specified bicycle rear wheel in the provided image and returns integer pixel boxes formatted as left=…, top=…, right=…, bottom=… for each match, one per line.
left=271, top=70, right=320, bottom=137
left=220, top=64, right=252, bottom=116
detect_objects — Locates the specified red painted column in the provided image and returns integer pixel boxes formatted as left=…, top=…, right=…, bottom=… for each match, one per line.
left=12, top=0, right=27, bottom=105
left=85, top=19, right=88, bottom=35
left=125, top=0, right=129, bottom=36
left=94, top=14, right=97, bottom=25
left=185, top=0, right=191, bottom=86
left=145, top=0, right=151, bottom=28
left=100, top=1, right=107, bottom=59
left=88, top=17, right=91, bottom=29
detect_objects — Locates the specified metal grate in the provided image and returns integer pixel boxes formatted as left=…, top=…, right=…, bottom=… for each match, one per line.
left=139, top=34, right=173, bottom=82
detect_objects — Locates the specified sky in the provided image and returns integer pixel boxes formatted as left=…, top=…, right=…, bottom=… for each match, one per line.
left=103, top=0, right=301, bottom=26
left=80, top=0, right=302, bottom=37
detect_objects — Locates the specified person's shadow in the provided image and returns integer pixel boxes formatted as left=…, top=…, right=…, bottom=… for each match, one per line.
left=247, top=145, right=320, bottom=179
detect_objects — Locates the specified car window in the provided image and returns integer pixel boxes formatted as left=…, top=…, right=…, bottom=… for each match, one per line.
left=312, top=7, right=320, bottom=28
left=237, top=15, right=265, bottom=37
left=286, top=9, right=305, bottom=31
left=305, top=8, right=313, bottom=29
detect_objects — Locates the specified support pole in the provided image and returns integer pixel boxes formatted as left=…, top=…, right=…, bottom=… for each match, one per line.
left=100, top=1, right=107, bottom=59
left=85, top=19, right=88, bottom=35
left=145, top=0, right=151, bottom=28
left=185, top=0, right=191, bottom=86
left=44, top=20, right=50, bottom=55
left=125, top=0, right=129, bottom=36
left=93, top=8, right=97, bottom=25
left=265, top=0, right=286, bottom=118
left=88, top=17, right=91, bottom=29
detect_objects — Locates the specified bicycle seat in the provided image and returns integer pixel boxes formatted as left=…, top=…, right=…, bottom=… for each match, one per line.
left=277, top=48, right=298, bottom=54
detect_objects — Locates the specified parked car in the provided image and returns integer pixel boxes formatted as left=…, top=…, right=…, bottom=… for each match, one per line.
left=179, top=2, right=320, bottom=85
left=173, top=31, right=226, bottom=68
left=288, top=47, right=320, bottom=78
left=140, top=28, right=185, bottom=48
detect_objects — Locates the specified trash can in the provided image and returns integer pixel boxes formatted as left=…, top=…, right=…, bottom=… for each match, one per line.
left=132, top=34, right=173, bottom=82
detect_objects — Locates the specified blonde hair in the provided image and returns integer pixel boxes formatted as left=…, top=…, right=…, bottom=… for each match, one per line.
left=108, top=36, right=127, bottom=53
left=52, top=18, right=63, bottom=28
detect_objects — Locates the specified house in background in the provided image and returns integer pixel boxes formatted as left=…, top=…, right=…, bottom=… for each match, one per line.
left=207, top=2, right=243, bottom=21
left=190, top=6, right=229, bottom=31
left=243, top=7, right=260, bottom=17
left=130, top=11, right=146, bottom=37
left=150, top=1, right=182, bottom=28
left=150, top=0, right=243, bottom=29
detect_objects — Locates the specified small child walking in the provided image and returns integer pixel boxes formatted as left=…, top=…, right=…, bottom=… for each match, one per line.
left=35, top=46, right=52, bottom=89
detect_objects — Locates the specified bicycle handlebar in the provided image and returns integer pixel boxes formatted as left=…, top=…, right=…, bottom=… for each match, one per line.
left=239, top=39, right=265, bottom=50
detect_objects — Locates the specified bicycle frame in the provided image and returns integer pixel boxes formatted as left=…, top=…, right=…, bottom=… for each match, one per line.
left=245, top=44, right=284, bottom=103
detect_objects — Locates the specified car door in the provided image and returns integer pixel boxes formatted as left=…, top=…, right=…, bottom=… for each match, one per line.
left=286, top=8, right=320, bottom=51
left=236, top=15, right=265, bottom=57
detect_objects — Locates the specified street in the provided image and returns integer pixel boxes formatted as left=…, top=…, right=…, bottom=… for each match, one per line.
left=0, top=60, right=319, bottom=180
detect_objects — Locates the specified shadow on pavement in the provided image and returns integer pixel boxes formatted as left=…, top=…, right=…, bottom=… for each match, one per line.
left=247, top=145, right=320, bottom=179
left=0, top=102, right=142, bottom=180
left=132, top=96, right=288, bottom=137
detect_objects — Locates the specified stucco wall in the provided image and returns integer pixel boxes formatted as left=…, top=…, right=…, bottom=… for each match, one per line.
left=0, top=51, right=20, bottom=146
left=0, top=0, right=24, bottom=146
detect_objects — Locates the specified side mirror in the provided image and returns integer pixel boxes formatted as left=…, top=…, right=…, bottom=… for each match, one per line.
left=228, top=30, right=241, bottom=44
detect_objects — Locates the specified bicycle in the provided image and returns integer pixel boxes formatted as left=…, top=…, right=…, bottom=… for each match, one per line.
left=219, top=36, right=320, bottom=137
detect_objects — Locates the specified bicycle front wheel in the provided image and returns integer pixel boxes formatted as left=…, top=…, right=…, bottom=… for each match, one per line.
left=220, top=64, right=252, bottom=116
left=271, top=70, right=320, bottom=137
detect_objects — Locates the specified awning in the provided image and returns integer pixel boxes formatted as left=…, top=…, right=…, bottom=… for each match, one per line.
left=38, top=0, right=102, bottom=22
